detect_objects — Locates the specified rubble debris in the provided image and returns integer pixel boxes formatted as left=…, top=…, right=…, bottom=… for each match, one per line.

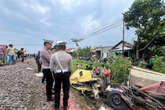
left=26, top=67, right=33, bottom=70
left=70, top=69, right=165, bottom=110
left=106, top=84, right=165, bottom=110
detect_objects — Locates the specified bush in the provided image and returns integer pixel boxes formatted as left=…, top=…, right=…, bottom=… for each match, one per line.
left=109, top=56, right=131, bottom=84
left=72, top=55, right=132, bottom=84
left=72, top=60, right=108, bottom=72
left=152, top=56, right=165, bottom=74
left=137, top=56, right=165, bottom=74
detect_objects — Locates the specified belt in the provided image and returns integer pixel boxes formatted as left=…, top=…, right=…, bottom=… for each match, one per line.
left=55, top=69, right=69, bottom=73
left=42, top=66, right=50, bottom=69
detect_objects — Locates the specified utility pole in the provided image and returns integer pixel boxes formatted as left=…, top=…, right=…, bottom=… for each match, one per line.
left=136, top=36, right=139, bottom=60
left=122, top=15, right=125, bottom=54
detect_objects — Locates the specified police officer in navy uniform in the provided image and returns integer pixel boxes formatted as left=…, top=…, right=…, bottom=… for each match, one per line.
left=50, top=41, right=72, bottom=110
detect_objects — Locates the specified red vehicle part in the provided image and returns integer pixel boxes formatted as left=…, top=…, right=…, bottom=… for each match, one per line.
left=139, top=81, right=165, bottom=96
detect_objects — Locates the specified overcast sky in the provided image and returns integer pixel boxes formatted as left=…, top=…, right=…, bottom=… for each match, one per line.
left=0, top=0, right=136, bottom=53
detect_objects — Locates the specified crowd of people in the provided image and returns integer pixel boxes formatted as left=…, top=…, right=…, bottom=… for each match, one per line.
left=75, top=64, right=111, bottom=86
left=0, top=44, right=25, bottom=65
left=35, top=40, right=72, bottom=110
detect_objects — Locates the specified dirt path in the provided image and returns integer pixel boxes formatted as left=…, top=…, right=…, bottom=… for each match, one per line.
left=0, top=58, right=94, bottom=110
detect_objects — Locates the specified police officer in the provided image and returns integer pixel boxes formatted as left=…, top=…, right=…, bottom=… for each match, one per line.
left=50, top=41, right=72, bottom=110
left=40, top=40, right=54, bottom=102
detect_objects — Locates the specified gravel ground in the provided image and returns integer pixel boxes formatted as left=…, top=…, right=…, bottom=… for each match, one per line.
left=0, top=58, right=49, bottom=110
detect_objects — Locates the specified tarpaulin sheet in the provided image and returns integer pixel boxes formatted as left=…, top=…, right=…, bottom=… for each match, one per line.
left=139, top=81, right=165, bottom=96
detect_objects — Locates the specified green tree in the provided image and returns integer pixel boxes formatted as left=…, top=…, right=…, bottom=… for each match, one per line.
left=74, top=47, right=91, bottom=58
left=152, top=55, right=165, bottom=74
left=124, top=0, right=165, bottom=59
left=154, top=46, right=165, bottom=56
left=72, top=51, right=79, bottom=57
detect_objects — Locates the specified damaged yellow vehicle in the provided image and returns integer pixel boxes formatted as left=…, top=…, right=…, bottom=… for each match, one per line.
left=70, top=69, right=103, bottom=99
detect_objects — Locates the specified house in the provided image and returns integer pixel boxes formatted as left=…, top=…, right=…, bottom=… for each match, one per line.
left=110, top=40, right=133, bottom=57
left=91, top=46, right=113, bottom=60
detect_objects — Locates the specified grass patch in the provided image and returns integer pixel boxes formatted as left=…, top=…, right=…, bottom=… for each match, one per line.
left=71, top=88, right=95, bottom=110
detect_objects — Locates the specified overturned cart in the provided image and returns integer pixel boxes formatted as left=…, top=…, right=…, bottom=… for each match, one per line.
left=70, top=69, right=165, bottom=110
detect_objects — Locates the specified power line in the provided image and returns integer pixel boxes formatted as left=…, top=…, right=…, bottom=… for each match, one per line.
left=89, top=23, right=117, bottom=34
left=69, top=20, right=123, bottom=47
left=78, top=19, right=122, bottom=39
left=82, top=23, right=122, bottom=41
left=90, top=23, right=122, bottom=36
left=87, top=21, right=122, bottom=36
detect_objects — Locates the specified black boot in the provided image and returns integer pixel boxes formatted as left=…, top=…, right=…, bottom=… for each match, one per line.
left=47, top=97, right=54, bottom=102
left=55, top=108, right=60, bottom=110
left=42, top=77, right=45, bottom=84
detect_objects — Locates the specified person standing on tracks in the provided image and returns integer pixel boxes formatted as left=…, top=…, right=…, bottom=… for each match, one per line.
left=0, top=45, right=5, bottom=65
left=7, top=44, right=15, bottom=65
left=40, top=40, right=54, bottom=102
left=20, top=48, right=25, bottom=62
left=42, top=46, right=57, bottom=84
left=50, top=41, right=72, bottom=110
left=35, top=51, right=42, bottom=73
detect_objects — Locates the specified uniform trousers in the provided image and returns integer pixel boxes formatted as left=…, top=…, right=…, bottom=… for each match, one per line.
left=42, top=69, right=54, bottom=99
left=54, top=72, right=71, bottom=108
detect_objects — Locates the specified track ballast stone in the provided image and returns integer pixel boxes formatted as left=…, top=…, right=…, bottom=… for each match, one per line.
left=0, top=59, right=48, bottom=110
